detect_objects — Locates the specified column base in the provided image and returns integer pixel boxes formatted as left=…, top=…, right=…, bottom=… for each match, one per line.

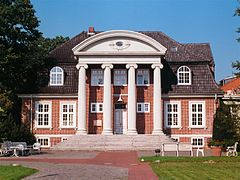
left=102, top=129, right=113, bottom=135
left=76, top=129, right=87, bottom=135
left=127, top=129, right=138, bottom=135
left=152, top=129, right=164, bottom=135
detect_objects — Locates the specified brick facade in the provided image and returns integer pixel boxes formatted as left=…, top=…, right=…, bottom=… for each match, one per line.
left=19, top=30, right=221, bottom=148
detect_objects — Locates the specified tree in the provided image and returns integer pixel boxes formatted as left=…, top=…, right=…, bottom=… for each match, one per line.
left=236, top=2, right=240, bottom=42
left=213, top=100, right=240, bottom=147
left=0, top=0, right=69, bottom=143
left=232, top=1, right=240, bottom=74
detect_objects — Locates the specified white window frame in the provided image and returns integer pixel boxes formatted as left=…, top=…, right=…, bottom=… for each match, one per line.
left=164, top=101, right=181, bottom=128
left=35, top=101, right=52, bottom=129
left=137, top=103, right=150, bottom=113
left=177, top=66, right=191, bottom=85
left=37, top=137, right=50, bottom=147
left=114, top=69, right=127, bottom=86
left=137, top=69, right=150, bottom=86
left=189, top=101, right=206, bottom=128
left=91, top=69, right=104, bottom=86
left=50, top=66, right=64, bottom=86
left=91, top=103, right=103, bottom=113
left=60, top=101, right=76, bottom=128
left=191, top=137, right=204, bottom=147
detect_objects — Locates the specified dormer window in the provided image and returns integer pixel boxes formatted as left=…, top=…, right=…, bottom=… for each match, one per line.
left=177, top=66, right=191, bottom=85
left=50, top=66, right=64, bottom=86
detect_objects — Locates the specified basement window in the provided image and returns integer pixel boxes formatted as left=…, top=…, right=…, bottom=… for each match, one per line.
left=37, top=137, right=50, bottom=147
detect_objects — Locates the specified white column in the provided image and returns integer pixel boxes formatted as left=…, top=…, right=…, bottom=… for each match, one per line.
left=76, top=63, right=88, bottom=135
left=101, top=64, right=113, bottom=135
left=151, top=63, right=164, bottom=134
left=126, top=63, right=138, bottom=135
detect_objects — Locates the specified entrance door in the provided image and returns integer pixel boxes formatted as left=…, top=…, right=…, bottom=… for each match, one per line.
left=114, top=104, right=127, bottom=134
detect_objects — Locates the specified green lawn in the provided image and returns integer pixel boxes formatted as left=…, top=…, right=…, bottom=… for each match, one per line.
left=140, top=156, right=240, bottom=180
left=0, top=165, right=37, bottom=180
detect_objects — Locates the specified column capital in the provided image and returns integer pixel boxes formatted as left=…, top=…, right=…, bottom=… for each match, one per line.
left=151, top=63, right=163, bottom=69
left=76, top=63, right=88, bottom=70
left=101, top=63, right=113, bottom=69
left=126, top=63, right=138, bottom=69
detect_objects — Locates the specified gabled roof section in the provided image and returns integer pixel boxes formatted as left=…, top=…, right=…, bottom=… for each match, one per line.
left=49, top=30, right=214, bottom=64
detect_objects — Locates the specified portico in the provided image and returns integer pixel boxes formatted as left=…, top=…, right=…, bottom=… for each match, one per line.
left=73, top=30, right=167, bottom=135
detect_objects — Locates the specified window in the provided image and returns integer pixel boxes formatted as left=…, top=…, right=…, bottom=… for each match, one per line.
left=191, top=137, right=204, bottom=147
left=35, top=101, right=52, bottom=128
left=60, top=102, right=76, bottom=128
left=177, top=66, right=191, bottom=85
left=91, top=69, right=104, bottom=86
left=189, top=101, right=206, bottom=128
left=91, top=103, right=103, bottom=113
left=114, top=69, right=127, bottom=86
left=137, top=103, right=150, bottom=113
left=50, top=66, right=64, bottom=86
left=137, top=69, right=149, bottom=85
left=37, top=137, right=50, bottom=147
left=164, top=102, right=181, bottom=128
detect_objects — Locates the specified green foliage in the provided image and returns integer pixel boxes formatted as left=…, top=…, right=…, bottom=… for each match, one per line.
left=0, top=90, right=13, bottom=117
left=0, top=0, right=41, bottom=92
left=235, top=2, right=240, bottom=42
left=140, top=156, right=240, bottom=163
left=141, top=156, right=240, bottom=179
left=208, top=140, right=225, bottom=147
left=0, top=165, right=38, bottom=180
left=213, top=100, right=240, bottom=147
left=233, top=2, right=240, bottom=74
left=151, top=161, right=240, bottom=179
left=0, top=0, right=68, bottom=143
left=232, top=61, right=240, bottom=76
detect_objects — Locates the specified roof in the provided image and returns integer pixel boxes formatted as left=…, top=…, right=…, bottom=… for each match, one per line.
left=49, top=31, right=214, bottom=64
left=162, top=63, right=220, bottom=95
left=221, top=77, right=240, bottom=92
left=35, top=30, right=221, bottom=95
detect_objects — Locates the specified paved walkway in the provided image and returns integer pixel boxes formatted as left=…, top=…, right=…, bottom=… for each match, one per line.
left=0, top=151, right=158, bottom=180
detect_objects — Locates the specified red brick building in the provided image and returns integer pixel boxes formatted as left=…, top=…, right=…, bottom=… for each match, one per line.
left=19, top=29, right=221, bottom=149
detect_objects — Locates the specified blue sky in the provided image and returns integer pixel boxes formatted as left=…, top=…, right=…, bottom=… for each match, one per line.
left=31, top=0, right=240, bottom=82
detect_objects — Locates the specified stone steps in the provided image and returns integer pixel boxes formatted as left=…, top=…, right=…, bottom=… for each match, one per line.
left=51, top=134, right=175, bottom=151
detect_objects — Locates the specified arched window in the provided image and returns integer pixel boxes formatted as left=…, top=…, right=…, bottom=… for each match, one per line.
left=177, top=66, right=191, bottom=85
left=50, top=66, right=64, bottom=86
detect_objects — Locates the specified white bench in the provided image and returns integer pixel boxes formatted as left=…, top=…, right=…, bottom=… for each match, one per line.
left=161, top=143, right=179, bottom=156
left=161, top=143, right=193, bottom=157
left=178, top=143, right=193, bottom=156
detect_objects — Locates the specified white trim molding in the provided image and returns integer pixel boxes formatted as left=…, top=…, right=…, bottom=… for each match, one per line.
left=91, top=103, right=104, bottom=113
left=189, top=101, right=206, bottom=128
left=35, top=134, right=74, bottom=138
left=72, top=30, right=167, bottom=55
left=137, top=103, right=150, bottom=113
left=49, top=66, right=64, bottom=86
left=35, top=101, right=52, bottom=129
left=18, top=94, right=78, bottom=98
left=60, top=101, right=77, bottom=129
left=162, top=94, right=222, bottom=98
left=164, top=101, right=181, bottom=129
left=36, top=137, right=51, bottom=148
left=191, top=137, right=204, bottom=148
left=177, top=65, right=191, bottom=85
left=171, top=134, right=212, bottom=138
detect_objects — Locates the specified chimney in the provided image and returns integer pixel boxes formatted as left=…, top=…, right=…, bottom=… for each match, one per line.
left=88, top=27, right=95, bottom=36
